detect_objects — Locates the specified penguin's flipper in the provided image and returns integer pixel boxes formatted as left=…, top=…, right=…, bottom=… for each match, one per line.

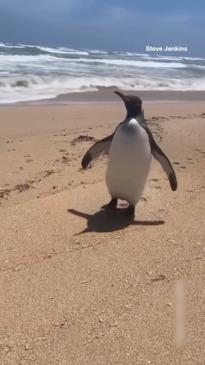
left=81, top=133, right=114, bottom=169
left=144, top=126, right=177, bottom=191
left=151, top=143, right=177, bottom=191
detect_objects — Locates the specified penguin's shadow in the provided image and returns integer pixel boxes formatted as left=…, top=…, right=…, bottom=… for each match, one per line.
left=68, top=208, right=164, bottom=234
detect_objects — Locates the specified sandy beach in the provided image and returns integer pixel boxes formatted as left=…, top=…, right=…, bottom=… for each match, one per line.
left=0, top=94, right=204, bottom=364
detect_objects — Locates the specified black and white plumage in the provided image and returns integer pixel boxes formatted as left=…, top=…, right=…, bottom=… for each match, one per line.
left=81, top=91, right=177, bottom=215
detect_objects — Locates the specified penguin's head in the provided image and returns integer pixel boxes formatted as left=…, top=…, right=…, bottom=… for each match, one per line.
left=114, top=91, right=142, bottom=118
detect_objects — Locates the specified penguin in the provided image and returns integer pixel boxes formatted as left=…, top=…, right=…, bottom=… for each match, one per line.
left=81, top=91, right=177, bottom=216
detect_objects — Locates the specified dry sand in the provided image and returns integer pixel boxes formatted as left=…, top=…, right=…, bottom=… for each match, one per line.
left=0, top=99, right=205, bottom=364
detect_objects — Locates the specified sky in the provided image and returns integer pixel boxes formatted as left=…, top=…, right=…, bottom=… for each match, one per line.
left=0, top=0, right=205, bottom=55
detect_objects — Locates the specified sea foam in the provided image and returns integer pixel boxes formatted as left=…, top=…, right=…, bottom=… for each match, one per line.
left=0, top=42, right=205, bottom=103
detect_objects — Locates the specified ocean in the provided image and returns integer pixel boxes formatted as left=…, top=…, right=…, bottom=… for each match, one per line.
left=0, top=42, right=205, bottom=104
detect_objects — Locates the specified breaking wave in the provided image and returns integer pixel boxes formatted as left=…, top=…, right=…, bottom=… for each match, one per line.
left=0, top=42, right=205, bottom=103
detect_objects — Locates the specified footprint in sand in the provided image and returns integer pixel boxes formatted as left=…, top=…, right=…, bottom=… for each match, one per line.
left=186, top=157, right=194, bottom=165
left=169, top=115, right=186, bottom=119
left=152, top=117, right=169, bottom=121
left=6, top=140, right=14, bottom=144
left=1, top=183, right=31, bottom=198
left=0, top=189, right=10, bottom=199
left=62, top=155, right=73, bottom=164
left=140, top=197, right=147, bottom=202
left=15, top=183, right=30, bottom=193
left=42, top=170, right=55, bottom=178
left=70, top=135, right=97, bottom=146
left=62, top=156, right=70, bottom=164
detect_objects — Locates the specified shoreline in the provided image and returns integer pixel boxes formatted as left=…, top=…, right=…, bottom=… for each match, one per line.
left=0, top=89, right=205, bottom=107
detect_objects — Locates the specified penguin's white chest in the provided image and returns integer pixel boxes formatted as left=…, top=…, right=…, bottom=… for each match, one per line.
left=106, top=118, right=152, bottom=206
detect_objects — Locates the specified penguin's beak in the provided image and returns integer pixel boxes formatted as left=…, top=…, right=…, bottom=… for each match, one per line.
left=114, top=91, right=130, bottom=107
left=114, top=90, right=127, bottom=101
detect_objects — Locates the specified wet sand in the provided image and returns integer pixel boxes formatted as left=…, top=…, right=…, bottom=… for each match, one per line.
left=13, top=89, right=205, bottom=105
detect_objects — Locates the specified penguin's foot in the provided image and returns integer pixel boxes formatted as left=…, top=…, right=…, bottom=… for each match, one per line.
left=101, top=198, right=117, bottom=210
left=124, top=205, right=135, bottom=217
